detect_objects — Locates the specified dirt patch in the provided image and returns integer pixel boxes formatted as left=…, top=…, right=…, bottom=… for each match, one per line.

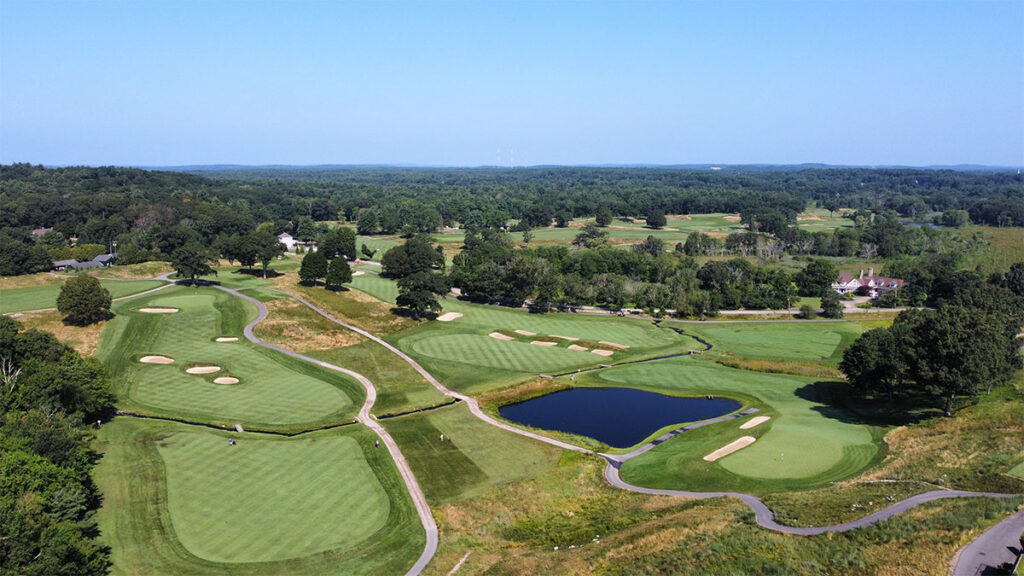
left=437, top=312, right=463, bottom=322
left=739, top=416, right=770, bottom=430
left=352, top=270, right=365, bottom=276
left=591, top=349, right=614, bottom=357
left=213, top=376, right=239, bottom=385
left=515, top=329, right=537, bottom=336
left=530, top=340, right=557, bottom=347
left=14, top=309, right=103, bottom=357
left=185, top=365, right=220, bottom=375
left=723, top=215, right=741, bottom=223
left=489, top=332, right=514, bottom=341
left=568, top=344, right=589, bottom=352
left=215, top=337, right=239, bottom=342
left=140, top=355, right=174, bottom=364
left=139, top=307, right=178, bottom=314
left=703, top=436, right=756, bottom=461
left=598, top=341, right=629, bottom=349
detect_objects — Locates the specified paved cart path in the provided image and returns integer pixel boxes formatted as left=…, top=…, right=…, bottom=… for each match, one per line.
left=950, top=508, right=1024, bottom=576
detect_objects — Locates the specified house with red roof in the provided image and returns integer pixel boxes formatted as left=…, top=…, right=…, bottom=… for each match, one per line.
left=832, top=268, right=905, bottom=299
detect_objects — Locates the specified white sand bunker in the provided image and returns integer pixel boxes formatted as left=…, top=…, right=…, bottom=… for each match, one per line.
left=214, top=376, right=239, bottom=385
left=591, top=349, right=614, bottom=357
left=186, top=365, right=221, bottom=375
left=515, top=329, right=536, bottom=336
left=139, top=355, right=174, bottom=364
left=489, top=332, right=514, bottom=341
left=568, top=344, right=589, bottom=352
left=740, top=416, right=771, bottom=430
left=704, top=436, right=756, bottom=462
left=598, top=341, right=630, bottom=349
left=530, top=340, right=557, bottom=347
left=550, top=335, right=579, bottom=341
left=139, top=307, right=179, bottom=314
left=437, top=312, right=463, bottom=322
left=215, top=337, right=239, bottom=342
left=352, top=270, right=365, bottom=276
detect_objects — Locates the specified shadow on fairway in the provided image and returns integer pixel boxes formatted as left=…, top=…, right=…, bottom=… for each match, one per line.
left=795, top=380, right=935, bottom=426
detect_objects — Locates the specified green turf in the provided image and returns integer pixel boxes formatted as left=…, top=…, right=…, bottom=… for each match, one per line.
left=350, top=272, right=399, bottom=304
left=356, top=235, right=401, bottom=258
left=682, top=320, right=871, bottom=363
left=600, top=357, right=880, bottom=492
left=156, top=428, right=388, bottom=563
left=98, top=286, right=362, bottom=430
left=95, top=418, right=424, bottom=575
left=1008, top=460, right=1024, bottom=480
left=384, top=403, right=563, bottom=503
left=0, top=279, right=165, bottom=313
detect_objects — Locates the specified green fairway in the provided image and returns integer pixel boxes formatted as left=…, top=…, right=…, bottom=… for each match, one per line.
left=95, top=418, right=424, bottom=575
left=683, top=320, right=875, bottom=363
left=98, top=286, right=362, bottom=429
left=391, top=298, right=701, bottom=393
left=1009, top=460, right=1024, bottom=480
left=350, top=272, right=399, bottom=304
left=384, top=403, right=563, bottom=502
left=356, top=235, right=401, bottom=258
left=0, top=278, right=164, bottom=313
left=599, top=357, right=880, bottom=492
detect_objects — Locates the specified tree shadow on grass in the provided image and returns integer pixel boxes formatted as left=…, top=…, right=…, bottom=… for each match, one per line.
left=795, top=380, right=940, bottom=427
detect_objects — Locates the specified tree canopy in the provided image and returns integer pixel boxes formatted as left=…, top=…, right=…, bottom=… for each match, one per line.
left=56, top=276, right=111, bottom=326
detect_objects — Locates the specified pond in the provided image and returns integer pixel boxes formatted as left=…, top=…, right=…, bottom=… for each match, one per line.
left=498, top=387, right=741, bottom=448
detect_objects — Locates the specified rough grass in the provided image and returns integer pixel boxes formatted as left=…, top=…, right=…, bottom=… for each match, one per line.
left=252, top=296, right=363, bottom=351
left=605, top=357, right=880, bottom=492
left=959, top=225, right=1024, bottom=274
left=95, top=417, right=424, bottom=575
left=8, top=309, right=106, bottom=356
left=0, top=278, right=165, bottom=313
left=98, top=286, right=362, bottom=431
left=94, top=261, right=174, bottom=279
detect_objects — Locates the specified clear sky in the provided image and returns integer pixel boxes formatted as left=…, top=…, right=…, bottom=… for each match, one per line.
left=1, top=1, right=1022, bottom=167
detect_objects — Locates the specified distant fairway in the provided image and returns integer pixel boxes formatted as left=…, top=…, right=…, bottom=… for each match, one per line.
left=384, top=403, right=562, bottom=502
left=96, top=418, right=424, bottom=575
left=350, top=272, right=399, bottom=304
left=99, top=286, right=361, bottom=429
left=0, top=278, right=164, bottom=313
left=602, top=357, right=879, bottom=491
left=157, top=429, right=388, bottom=563
left=684, top=321, right=870, bottom=363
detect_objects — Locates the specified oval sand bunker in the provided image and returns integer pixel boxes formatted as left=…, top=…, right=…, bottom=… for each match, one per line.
left=215, top=337, right=239, bottom=342
left=139, top=307, right=179, bottom=314
left=140, top=355, right=174, bottom=364
left=213, top=376, right=239, bottom=385
left=186, top=366, right=221, bottom=375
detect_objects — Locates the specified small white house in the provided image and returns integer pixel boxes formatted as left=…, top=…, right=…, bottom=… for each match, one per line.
left=277, top=232, right=297, bottom=250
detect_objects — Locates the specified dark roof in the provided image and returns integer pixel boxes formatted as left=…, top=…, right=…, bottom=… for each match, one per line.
left=52, top=259, right=78, bottom=267
left=68, top=260, right=102, bottom=270
left=93, top=253, right=116, bottom=263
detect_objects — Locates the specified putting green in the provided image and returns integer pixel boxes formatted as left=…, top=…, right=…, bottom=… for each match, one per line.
left=100, top=286, right=360, bottom=429
left=156, top=429, right=388, bottom=563
left=601, top=357, right=878, bottom=490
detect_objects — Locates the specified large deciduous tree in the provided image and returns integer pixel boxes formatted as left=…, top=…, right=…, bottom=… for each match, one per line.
left=795, top=259, right=838, bottom=297
left=646, top=207, right=667, bottom=229
left=396, top=271, right=449, bottom=319
left=298, top=250, right=328, bottom=285
left=170, top=242, right=216, bottom=284
left=56, top=275, right=111, bottom=326
left=325, top=258, right=353, bottom=290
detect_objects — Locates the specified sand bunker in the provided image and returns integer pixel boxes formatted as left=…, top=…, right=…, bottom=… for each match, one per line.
left=139, top=307, right=179, bottom=314
left=186, top=365, right=221, bottom=375
left=436, top=312, right=463, bottom=322
left=515, top=329, right=537, bottom=336
left=139, top=355, right=174, bottom=364
left=740, top=416, right=771, bottom=430
left=352, top=270, right=365, bottom=276
left=723, top=215, right=742, bottom=223
left=550, top=335, right=579, bottom=341
left=568, top=344, right=589, bottom=351
left=213, top=376, right=239, bottom=385
left=530, top=340, right=557, bottom=347
left=704, top=436, right=756, bottom=462
left=591, top=349, right=614, bottom=357
left=598, top=341, right=630, bottom=349
left=489, top=332, right=514, bottom=341
left=215, top=337, right=239, bottom=342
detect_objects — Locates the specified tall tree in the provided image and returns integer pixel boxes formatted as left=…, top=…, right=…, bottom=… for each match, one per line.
left=795, top=259, right=839, bottom=297
left=820, top=289, right=844, bottom=318
left=396, top=271, right=449, bottom=319
left=170, top=242, right=215, bottom=284
left=298, top=250, right=328, bottom=285
left=251, top=230, right=284, bottom=278
left=595, top=206, right=613, bottom=227
left=320, top=227, right=356, bottom=261
left=357, top=209, right=379, bottom=235
left=646, top=208, right=667, bottom=229
left=325, top=258, right=353, bottom=290
left=56, top=276, right=112, bottom=326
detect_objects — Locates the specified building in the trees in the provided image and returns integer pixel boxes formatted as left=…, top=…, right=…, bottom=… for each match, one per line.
left=51, top=253, right=117, bottom=272
left=277, top=232, right=297, bottom=250
left=832, top=268, right=905, bottom=299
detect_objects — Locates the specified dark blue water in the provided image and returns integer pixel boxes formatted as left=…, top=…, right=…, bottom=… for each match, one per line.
left=498, top=387, right=740, bottom=448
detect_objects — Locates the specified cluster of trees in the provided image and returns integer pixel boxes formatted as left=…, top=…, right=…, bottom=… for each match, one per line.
left=3, top=164, right=1021, bottom=276
left=0, top=317, right=115, bottom=575
left=56, top=276, right=112, bottom=325
left=380, top=236, right=448, bottom=318
left=449, top=229, right=815, bottom=316
left=298, top=227, right=355, bottom=289
left=841, top=263, right=1024, bottom=415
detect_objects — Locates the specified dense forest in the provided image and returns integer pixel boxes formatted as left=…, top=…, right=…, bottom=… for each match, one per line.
left=2, top=164, right=1021, bottom=280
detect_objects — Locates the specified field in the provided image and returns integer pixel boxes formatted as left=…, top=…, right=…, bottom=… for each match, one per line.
left=97, top=286, right=363, bottom=430
left=0, top=277, right=165, bottom=313
left=95, top=418, right=423, bottom=575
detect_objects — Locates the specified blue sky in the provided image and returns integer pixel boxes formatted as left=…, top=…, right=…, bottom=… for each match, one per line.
left=1, top=1, right=1022, bottom=167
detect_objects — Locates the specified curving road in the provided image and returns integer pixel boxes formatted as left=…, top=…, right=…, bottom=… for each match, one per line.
left=248, top=285, right=1021, bottom=572
left=951, top=508, right=1024, bottom=576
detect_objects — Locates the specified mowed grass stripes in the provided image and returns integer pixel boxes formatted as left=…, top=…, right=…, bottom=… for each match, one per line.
left=0, top=278, right=164, bottom=313
left=101, top=286, right=361, bottom=429
left=156, top=429, right=388, bottom=563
